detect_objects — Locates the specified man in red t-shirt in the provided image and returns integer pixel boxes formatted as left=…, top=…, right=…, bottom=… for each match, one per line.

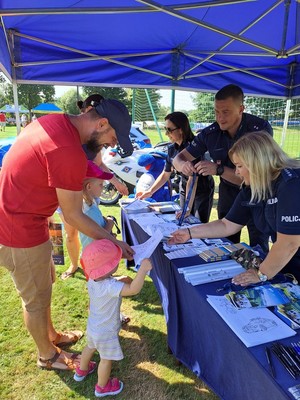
left=0, top=99, right=134, bottom=372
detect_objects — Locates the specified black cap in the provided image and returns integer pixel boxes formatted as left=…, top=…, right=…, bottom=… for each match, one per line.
left=95, top=99, right=133, bottom=154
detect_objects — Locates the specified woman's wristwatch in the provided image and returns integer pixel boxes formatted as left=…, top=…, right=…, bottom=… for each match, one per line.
left=257, top=269, right=268, bottom=282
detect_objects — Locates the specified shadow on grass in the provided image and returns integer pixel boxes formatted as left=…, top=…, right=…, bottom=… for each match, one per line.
left=59, top=323, right=219, bottom=400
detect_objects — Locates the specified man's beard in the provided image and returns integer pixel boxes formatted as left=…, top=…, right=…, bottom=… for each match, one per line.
left=85, top=131, right=103, bottom=154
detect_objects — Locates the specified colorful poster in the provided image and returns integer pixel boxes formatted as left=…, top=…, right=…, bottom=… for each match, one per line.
left=49, top=222, right=64, bottom=265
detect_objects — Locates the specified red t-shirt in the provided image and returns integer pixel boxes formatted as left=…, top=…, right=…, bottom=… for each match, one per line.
left=0, top=113, right=5, bottom=122
left=0, top=114, right=87, bottom=247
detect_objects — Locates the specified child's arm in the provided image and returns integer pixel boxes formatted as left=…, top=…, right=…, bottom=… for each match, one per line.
left=120, top=259, right=152, bottom=296
left=115, top=275, right=133, bottom=284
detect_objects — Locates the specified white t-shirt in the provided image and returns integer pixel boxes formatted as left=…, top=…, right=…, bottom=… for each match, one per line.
left=87, top=277, right=124, bottom=338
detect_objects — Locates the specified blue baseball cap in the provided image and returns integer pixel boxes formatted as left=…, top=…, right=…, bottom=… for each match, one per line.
left=95, top=98, right=133, bottom=154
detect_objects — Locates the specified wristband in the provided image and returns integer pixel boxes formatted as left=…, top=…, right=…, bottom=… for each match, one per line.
left=187, top=228, right=192, bottom=239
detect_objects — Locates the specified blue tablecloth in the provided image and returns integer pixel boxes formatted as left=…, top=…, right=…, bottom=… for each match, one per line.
left=122, top=211, right=299, bottom=400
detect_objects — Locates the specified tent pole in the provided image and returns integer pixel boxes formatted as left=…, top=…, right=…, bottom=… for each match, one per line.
left=280, top=98, right=291, bottom=148
left=132, top=88, right=136, bottom=123
left=281, top=61, right=295, bottom=148
left=144, top=89, right=163, bottom=141
left=170, top=89, right=175, bottom=112
left=11, top=69, right=21, bottom=135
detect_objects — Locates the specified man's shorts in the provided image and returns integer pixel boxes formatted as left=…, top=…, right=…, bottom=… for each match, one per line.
left=0, top=240, right=53, bottom=312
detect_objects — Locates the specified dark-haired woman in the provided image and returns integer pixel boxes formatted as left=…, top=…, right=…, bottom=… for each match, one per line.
left=138, top=112, right=214, bottom=223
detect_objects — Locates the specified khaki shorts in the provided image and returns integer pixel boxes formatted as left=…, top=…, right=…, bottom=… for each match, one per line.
left=0, top=240, right=53, bottom=312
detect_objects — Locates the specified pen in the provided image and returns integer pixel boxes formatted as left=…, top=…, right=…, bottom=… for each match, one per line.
left=265, top=346, right=275, bottom=378
left=271, top=346, right=297, bottom=379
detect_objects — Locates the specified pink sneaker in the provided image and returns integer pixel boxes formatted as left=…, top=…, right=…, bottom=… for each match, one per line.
left=73, top=361, right=97, bottom=382
left=95, top=378, right=123, bottom=397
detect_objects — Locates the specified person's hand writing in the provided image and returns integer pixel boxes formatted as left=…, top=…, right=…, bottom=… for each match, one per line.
left=117, top=240, right=135, bottom=260
left=175, top=209, right=190, bottom=220
left=136, top=190, right=152, bottom=200
left=167, top=229, right=190, bottom=244
left=181, top=161, right=196, bottom=176
left=231, top=269, right=260, bottom=286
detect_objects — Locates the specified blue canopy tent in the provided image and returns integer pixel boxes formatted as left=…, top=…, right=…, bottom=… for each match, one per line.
left=0, top=1, right=299, bottom=129
left=32, top=103, right=63, bottom=114
left=0, top=104, right=29, bottom=113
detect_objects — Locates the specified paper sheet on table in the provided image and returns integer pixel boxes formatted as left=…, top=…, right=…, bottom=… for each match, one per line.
left=128, top=213, right=160, bottom=224
left=163, top=239, right=208, bottom=253
left=131, top=230, right=164, bottom=265
left=207, top=295, right=296, bottom=347
left=164, top=245, right=208, bottom=259
left=143, top=222, right=179, bottom=237
left=123, top=199, right=149, bottom=210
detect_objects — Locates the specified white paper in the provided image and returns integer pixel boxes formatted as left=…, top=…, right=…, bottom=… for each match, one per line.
left=131, top=230, right=164, bottom=265
left=123, top=199, right=149, bottom=211
left=143, top=222, right=179, bottom=237
left=127, top=212, right=156, bottom=221
left=207, top=295, right=296, bottom=347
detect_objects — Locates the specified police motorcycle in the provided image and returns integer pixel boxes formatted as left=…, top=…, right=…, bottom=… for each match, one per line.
left=99, top=140, right=177, bottom=205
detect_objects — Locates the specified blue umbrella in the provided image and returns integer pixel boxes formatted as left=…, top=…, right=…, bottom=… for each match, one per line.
left=32, top=103, right=63, bottom=114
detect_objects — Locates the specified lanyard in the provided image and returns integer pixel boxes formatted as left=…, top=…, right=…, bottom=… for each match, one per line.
left=178, top=172, right=197, bottom=226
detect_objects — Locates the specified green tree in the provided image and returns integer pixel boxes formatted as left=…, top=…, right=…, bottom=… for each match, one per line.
left=4, top=84, right=55, bottom=116
left=189, top=92, right=215, bottom=123
left=0, top=75, right=6, bottom=107
left=156, top=104, right=170, bottom=120
left=133, top=88, right=161, bottom=122
left=81, top=87, right=130, bottom=111
left=57, top=89, right=79, bottom=114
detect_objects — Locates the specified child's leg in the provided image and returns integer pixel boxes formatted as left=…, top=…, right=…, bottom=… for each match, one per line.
left=80, top=345, right=96, bottom=370
left=97, top=358, right=112, bottom=387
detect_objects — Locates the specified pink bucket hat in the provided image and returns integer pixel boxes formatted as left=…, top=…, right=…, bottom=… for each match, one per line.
left=81, top=239, right=122, bottom=280
left=85, top=160, right=114, bottom=181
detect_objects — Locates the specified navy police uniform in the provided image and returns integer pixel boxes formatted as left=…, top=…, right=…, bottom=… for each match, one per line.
left=186, top=113, right=273, bottom=252
left=165, top=140, right=215, bottom=223
left=226, top=168, right=300, bottom=279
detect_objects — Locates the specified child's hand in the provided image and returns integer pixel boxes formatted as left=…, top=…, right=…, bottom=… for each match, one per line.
left=116, top=275, right=133, bottom=284
left=140, top=258, right=153, bottom=272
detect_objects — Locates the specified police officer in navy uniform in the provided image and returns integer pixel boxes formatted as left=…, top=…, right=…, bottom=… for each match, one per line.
left=173, top=84, right=273, bottom=253
left=169, top=131, right=300, bottom=285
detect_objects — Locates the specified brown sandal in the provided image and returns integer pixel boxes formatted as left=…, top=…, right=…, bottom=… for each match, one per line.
left=37, top=347, right=79, bottom=371
left=52, top=330, right=83, bottom=348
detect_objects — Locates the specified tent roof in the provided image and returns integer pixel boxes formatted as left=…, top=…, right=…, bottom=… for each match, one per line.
left=32, top=103, right=63, bottom=114
left=0, top=104, right=29, bottom=113
left=0, top=1, right=299, bottom=99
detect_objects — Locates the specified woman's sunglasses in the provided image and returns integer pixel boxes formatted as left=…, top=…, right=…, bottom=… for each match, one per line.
left=165, top=127, right=179, bottom=133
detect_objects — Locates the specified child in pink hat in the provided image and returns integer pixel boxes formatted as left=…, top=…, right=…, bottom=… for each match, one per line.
left=74, top=238, right=152, bottom=397
left=79, top=160, right=115, bottom=250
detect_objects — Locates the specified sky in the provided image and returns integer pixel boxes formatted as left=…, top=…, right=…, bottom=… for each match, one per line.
left=54, top=86, right=195, bottom=110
